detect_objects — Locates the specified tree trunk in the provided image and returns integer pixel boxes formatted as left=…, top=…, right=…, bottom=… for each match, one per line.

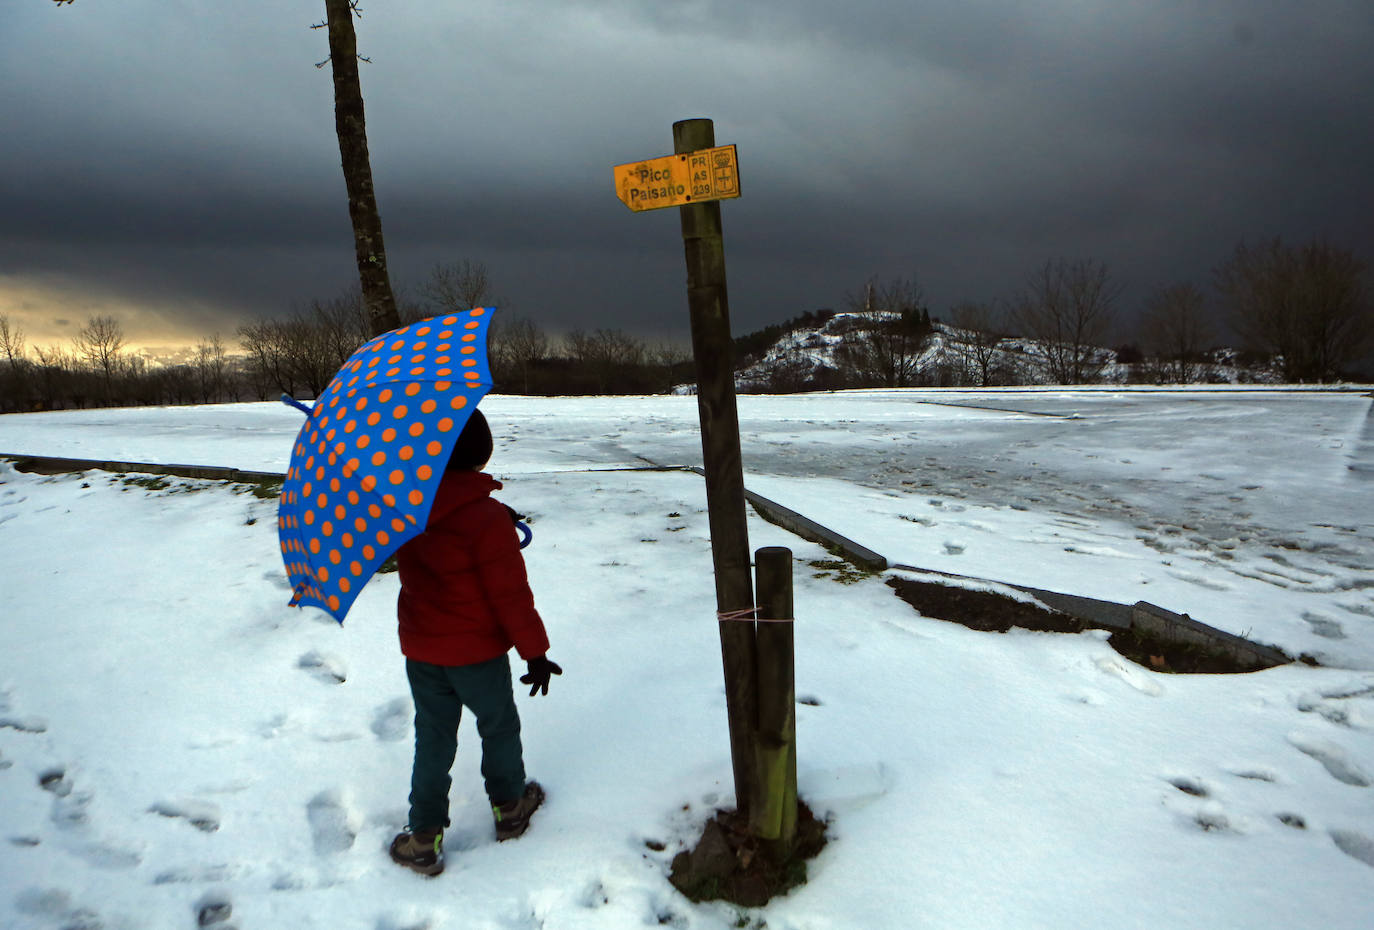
left=323, top=0, right=400, bottom=338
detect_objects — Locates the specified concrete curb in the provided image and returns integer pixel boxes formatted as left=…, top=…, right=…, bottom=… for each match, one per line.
left=2, top=453, right=282, bottom=484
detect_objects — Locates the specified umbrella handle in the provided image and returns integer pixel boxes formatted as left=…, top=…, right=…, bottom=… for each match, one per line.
left=281, top=394, right=313, bottom=417
left=515, top=520, right=533, bottom=549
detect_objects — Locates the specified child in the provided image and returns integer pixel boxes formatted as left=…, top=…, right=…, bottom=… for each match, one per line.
left=388, top=409, right=562, bottom=877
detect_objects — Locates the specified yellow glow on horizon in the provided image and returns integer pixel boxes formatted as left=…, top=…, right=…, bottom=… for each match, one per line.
left=0, top=272, right=239, bottom=359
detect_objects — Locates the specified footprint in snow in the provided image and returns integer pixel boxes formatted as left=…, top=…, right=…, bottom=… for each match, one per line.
left=13, top=887, right=103, bottom=928
left=1093, top=655, right=1164, bottom=697
left=153, top=863, right=240, bottom=885
left=579, top=879, right=610, bottom=908
left=1225, top=765, right=1280, bottom=783
left=1276, top=812, right=1307, bottom=829
left=371, top=698, right=411, bottom=742
left=262, top=568, right=294, bottom=592
left=149, top=798, right=222, bottom=833
left=1301, top=611, right=1346, bottom=640
left=74, top=839, right=143, bottom=869
left=1167, top=776, right=1209, bottom=797
left=1164, top=569, right=1231, bottom=592
left=307, top=790, right=358, bottom=854
left=196, top=890, right=235, bottom=927
left=0, top=689, right=47, bottom=735
left=298, top=650, right=347, bottom=684
left=1288, top=733, right=1372, bottom=787
left=41, top=769, right=92, bottom=831
left=1296, top=694, right=1369, bottom=729
left=1330, top=829, right=1374, bottom=869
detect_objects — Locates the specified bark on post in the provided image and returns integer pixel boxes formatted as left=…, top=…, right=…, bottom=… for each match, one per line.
left=752, top=546, right=797, bottom=857
left=674, top=117, right=759, bottom=819
left=323, top=0, right=401, bottom=338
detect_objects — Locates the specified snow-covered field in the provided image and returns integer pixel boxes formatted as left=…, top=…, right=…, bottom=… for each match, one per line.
left=1, top=388, right=1371, bottom=930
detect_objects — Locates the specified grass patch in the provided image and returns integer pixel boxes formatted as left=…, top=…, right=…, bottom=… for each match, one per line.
left=234, top=477, right=284, bottom=501
left=112, top=473, right=211, bottom=495
left=807, top=558, right=876, bottom=585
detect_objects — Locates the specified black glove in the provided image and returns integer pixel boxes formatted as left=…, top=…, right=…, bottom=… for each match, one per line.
left=520, top=656, right=562, bottom=697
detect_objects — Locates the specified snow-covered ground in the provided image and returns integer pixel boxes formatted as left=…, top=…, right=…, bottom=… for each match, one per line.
left=1, top=388, right=1371, bottom=930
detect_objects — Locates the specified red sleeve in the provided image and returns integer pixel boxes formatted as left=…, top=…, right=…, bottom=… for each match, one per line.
left=471, top=500, right=550, bottom=661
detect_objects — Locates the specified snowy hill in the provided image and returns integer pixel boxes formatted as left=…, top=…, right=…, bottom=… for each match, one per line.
left=727, top=312, right=1279, bottom=392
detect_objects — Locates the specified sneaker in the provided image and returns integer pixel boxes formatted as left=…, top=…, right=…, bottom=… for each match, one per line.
left=389, top=827, right=444, bottom=876
left=493, top=781, right=544, bottom=841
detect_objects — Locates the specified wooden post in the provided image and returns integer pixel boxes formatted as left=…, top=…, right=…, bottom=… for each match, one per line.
left=674, top=117, right=759, bottom=818
left=322, top=0, right=401, bottom=337
left=752, top=546, right=797, bottom=857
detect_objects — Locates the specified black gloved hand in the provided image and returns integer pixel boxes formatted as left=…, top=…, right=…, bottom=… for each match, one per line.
left=520, top=656, right=562, bottom=697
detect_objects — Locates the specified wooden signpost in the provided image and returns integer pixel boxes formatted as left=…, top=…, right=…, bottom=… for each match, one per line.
left=615, top=120, right=796, bottom=855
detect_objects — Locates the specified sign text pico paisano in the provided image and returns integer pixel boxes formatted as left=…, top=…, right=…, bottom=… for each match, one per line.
left=613, top=144, right=740, bottom=213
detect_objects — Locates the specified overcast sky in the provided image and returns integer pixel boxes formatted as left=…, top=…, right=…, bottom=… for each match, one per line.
left=4, top=0, right=1372, bottom=354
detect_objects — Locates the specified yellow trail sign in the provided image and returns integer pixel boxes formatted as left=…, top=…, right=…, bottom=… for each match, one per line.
left=613, top=144, right=740, bottom=212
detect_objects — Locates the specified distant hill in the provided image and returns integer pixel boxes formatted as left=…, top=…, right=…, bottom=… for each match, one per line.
left=709, top=311, right=1286, bottom=393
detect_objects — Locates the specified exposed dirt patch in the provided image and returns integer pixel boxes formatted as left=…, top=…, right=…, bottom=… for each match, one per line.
left=669, top=803, right=828, bottom=908
left=885, top=576, right=1290, bottom=674
left=886, top=578, right=1088, bottom=634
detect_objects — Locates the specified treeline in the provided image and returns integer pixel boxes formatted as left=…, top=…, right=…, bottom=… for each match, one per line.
left=738, top=237, right=1372, bottom=391
left=0, top=311, right=696, bottom=413
left=0, top=262, right=696, bottom=412
left=1, top=238, right=1370, bottom=413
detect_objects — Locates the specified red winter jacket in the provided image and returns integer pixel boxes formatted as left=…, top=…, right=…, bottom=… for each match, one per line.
left=395, top=470, right=549, bottom=666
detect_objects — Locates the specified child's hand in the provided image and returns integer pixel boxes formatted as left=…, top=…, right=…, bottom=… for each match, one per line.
left=520, top=656, right=563, bottom=697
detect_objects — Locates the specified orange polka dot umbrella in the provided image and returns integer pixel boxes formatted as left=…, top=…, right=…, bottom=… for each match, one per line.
left=276, top=307, right=495, bottom=623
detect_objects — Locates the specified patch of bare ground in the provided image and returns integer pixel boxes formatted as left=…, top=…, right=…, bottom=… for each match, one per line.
left=669, top=802, right=828, bottom=907
left=885, top=576, right=1296, bottom=674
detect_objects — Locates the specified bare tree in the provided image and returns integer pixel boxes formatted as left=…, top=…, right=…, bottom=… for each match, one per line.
left=1138, top=283, right=1215, bottom=384
left=836, top=276, right=931, bottom=387
left=33, top=344, right=80, bottom=409
left=0, top=314, right=31, bottom=412
left=1012, top=258, right=1119, bottom=384
left=648, top=340, right=692, bottom=393
left=236, top=310, right=342, bottom=400
left=420, top=260, right=497, bottom=317
left=315, top=0, right=401, bottom=338
left=566, top=328, right=645, bottom=393
left=490, top=316, right=549, bottom=394
left=73, top=315, right=126, bottom=401
left=0, top=314, right=25, bottom=367
left=238, top=319, right=294, bottom=399
left=280, top=313, right=339, bottom=398
left=1215, top=238, right=1370, bottom=382
left=946, top=301, right=1010, bottom=386
left=194, top=334, right=229, bottom=404
left=309, top=288, right=371, bottom=364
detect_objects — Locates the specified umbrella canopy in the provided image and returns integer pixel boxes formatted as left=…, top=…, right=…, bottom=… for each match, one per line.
left=277, top=308, right=495, bottom=622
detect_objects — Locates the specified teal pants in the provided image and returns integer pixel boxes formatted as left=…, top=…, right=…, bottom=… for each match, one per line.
left=405, top=655, right=526, bottom=831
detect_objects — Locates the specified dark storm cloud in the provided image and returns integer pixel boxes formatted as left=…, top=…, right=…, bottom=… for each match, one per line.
left=4, top=0, right=1372, bottom=348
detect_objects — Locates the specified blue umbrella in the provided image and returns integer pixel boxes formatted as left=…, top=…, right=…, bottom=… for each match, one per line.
left=277, top=308, right=495, bottom=622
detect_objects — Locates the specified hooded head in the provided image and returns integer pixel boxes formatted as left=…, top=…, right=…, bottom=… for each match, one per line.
left=445, top=408, right=493, bottom=472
